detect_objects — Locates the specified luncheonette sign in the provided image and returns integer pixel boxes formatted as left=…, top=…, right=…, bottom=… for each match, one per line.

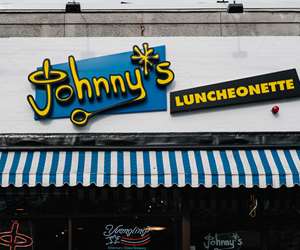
left=1, top=37, right=300, bottom=133
left=170, top=69, right=300, bottom=113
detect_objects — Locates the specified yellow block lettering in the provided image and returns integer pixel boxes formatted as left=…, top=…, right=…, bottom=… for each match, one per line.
left=27, top=84, right=52, bottom=118
left=207, top=91, right=216, bottom=101
left=183, top=94, right=195, bottom=105
left=260, top=83, right=269, bottom=94
left=92, top=77, right=110, bottom=98
left=155, top=61, right=175, bottom=86
left=268, top=82, right=278, bottom=92
left=248, top=84, right=261, bottom=95
left=194, top=92, right=207, bottom=103
left=216, top=89, right=228, bottom=100
left=277, top=80, right=286, bottom=91
left=110, top=75, right=126, bottom=95
left=285, top=79, right=295, bottom=90
left=236, top=86, right=248, bottom=97
left=227, top=88, right=236, bottom=99
left=125, top=69, right=146, bottom=101
left=175, top=96, right=184, bottom=107
left=69, top=55, right=93, bottom=102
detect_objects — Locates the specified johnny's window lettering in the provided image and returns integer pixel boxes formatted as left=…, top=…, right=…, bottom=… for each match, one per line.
left=203, top=233, right=243, bottom=250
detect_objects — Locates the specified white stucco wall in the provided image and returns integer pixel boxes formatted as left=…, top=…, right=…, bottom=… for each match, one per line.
left=0, top=37, right=300, bottom=133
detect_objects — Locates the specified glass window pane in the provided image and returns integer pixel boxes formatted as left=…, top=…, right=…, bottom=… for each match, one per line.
left=32, top=219, right=68, bottom=250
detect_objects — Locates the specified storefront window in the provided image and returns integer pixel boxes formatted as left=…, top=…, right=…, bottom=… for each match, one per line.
left=264, top=215, right=300, bottom=250
left=0, top=187, right=181, bottom=250
left=266, top=229, right=300, bottom=250
left=190, top=188, right=300, bottom=250
left=1, top=187, right=300, bottom=250
left=33, top=219, right=68, bottom=250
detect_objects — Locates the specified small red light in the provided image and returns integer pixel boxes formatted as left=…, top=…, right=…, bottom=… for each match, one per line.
left=271, top=105, right=279, bottom=114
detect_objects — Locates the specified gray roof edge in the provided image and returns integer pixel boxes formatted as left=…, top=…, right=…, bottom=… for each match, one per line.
left=0, top=8, right=300, bottom=13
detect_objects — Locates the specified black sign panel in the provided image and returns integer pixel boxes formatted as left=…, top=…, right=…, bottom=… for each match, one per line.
left=170, top=69, right=300, bottom=113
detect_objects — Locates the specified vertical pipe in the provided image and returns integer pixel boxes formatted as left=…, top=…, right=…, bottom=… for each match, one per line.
left=182, top=189, right=191, bottom=250
left=182, top=211, right=191, bottom=250
left=68, top=218, right=72, bottom=250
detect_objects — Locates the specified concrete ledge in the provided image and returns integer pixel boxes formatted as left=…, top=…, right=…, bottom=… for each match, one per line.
left=0, top=13, right=64, bottom=24
left=64, top=12, right=221, bottom=24
left=0, top=9, right=299, bottom=36
left=2, top=12, right=300, bottom=24
left=0, top=24, right=65, bottom=37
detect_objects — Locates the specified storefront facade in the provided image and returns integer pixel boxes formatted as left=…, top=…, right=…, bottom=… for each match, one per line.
left=1, top=37, right=300, bottom=250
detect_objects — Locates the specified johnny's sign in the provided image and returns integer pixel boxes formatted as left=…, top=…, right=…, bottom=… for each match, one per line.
left=27, top=43, right=174, bottom=126
left=170, top=69, right=300, bottom=113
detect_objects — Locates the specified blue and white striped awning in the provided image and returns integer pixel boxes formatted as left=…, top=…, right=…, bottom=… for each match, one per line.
left=0, top=149, right=300, bottom=188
